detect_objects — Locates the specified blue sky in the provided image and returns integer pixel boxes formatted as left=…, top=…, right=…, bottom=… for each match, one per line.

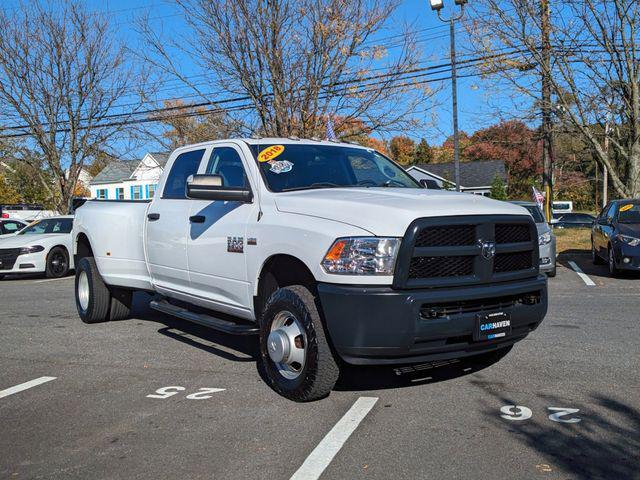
left=2, top=0, right=514, bottom=154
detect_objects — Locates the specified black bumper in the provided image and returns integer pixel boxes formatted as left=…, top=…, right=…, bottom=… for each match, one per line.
left=317, top=275, right=548, bottom=365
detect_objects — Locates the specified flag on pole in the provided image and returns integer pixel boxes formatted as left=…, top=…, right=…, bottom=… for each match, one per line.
left=532, top=186, right=545, bottom=209
left=326, top=115, right=337, bottom=141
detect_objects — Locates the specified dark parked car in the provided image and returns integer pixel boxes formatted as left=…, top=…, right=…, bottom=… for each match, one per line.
left=592, top=200, right=640, bottom=275
left=552, top=212, right=596, bottom=229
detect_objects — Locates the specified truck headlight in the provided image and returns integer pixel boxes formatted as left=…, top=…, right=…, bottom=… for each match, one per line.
left=616, top=234, right=640, bottom=246
left=19, top=245, right=45, bottom=255
left=538, top=231, right=552, bottom=246
left=321, top=237, right=401, bottom=275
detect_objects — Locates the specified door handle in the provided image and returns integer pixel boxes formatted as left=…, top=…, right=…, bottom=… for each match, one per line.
left=147, top=213, right=160, bottom=221
left=189, top=215, right=206, bottom=223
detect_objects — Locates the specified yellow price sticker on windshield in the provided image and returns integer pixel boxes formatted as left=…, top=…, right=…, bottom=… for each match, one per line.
left=620, top=204, right=634, bottom=212
left=258, top=145, right=285, bottom=163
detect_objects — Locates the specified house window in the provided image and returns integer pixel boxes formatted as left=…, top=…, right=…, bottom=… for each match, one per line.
left=131, top=185, right=143, bottom=200
left=96, top=189, right=108, bottom=199
left=116, top=188, right=125, bottom=200
left=148, top=184, right=156, bottom=198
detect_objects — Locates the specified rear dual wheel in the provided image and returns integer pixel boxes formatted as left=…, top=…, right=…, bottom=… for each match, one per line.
left=259, top=285, right=339, bottom=402
left=75, top=257, right=132, bottom=323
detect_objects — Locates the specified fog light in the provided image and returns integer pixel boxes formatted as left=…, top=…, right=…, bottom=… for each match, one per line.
left=623, top=257, right=631, bottom=264
left=540, top=257, right=551, bottom=265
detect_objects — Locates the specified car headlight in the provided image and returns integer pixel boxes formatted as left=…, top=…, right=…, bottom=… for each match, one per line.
left=616, top=234, right=640, bottom=247
left=19, top=245, right=45, bottom=255
left=538, top=231, right=552, bottom=246
left=321, top=237, right=401, bottom=275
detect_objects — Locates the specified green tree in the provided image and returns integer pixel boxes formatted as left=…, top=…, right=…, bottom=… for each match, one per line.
left=415, top=138, right=433, bottom=164
left=490, top=174, right=508, bottom=200
left=0, top=173, right=20, bottom=203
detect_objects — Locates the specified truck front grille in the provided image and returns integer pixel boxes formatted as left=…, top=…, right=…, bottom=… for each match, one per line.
left=393, top=215, right=539, bottom=289
left=0, top=248, right=20, bottom=270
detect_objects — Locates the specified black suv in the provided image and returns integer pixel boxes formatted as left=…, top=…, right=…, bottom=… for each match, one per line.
left=592, top=200, right=640, bottom=275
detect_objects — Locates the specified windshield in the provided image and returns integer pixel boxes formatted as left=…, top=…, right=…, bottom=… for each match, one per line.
left=249, top=143, right=420, bottom=192
left=523, top=205, right=546, bottom=223
left=618, top=203, right=640, bottom=224
left=18, top=218, right=73, bottom=235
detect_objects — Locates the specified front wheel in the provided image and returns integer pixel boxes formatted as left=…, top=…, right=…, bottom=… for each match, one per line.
left=608, top=247, right=620, bottom=277
left=259, top=285, right=339, bottom=402
left=46, top=246, right=70, bottom=278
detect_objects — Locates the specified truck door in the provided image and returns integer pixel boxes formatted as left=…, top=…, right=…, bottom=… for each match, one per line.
left=186, top=143, right=257, bottom=317
left=146, top=148, right=207, bottom=293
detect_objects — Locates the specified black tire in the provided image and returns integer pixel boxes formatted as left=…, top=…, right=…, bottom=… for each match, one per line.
left=259, top=285, right=339, bottom=402
left=608, top=246, right=620, bottom=277
left=75, top=257, right=111, bottom=324
left=108, top=287, right=132, bottom=321
left=45, top=246, right=70, bottom=278
left=592, top=242, right=605, bottom=265
left=0, top=274, right=5, bottom=280
left=547, top=265, right=557, bottom=277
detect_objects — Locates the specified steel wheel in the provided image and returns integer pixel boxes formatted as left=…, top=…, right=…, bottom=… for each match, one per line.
left=77, top=270, right=90, bottom=310
left=267, top=310, right=307, bottom=380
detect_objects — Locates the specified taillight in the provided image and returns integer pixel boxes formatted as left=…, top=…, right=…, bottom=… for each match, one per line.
left=1, top=213, right=9, bottom=218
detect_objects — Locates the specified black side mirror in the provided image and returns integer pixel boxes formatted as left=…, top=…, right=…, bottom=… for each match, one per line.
left=186, top=174, right=253, bottom=202
left=419, top=179, right=441, bottom=189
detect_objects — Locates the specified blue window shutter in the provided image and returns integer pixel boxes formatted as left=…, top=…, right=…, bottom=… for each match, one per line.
left=105, top=190, right=108, bottom=200
left=145, top=184, right=149, bottom=198
left=130, top=186, right=134, bottom=199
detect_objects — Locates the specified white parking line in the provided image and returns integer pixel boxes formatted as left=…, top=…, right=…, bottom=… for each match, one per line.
left=290, top=396, right=378, bottom=480
left=0, top=376, right=57, bottom=399
left=34, top=276, right=73, bottom=284
left=568, top=261, right=596, bottom=286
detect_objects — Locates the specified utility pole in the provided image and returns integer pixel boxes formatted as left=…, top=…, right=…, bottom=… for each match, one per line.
left=603, top=121, right=610, bottom=207
left=541, top=0, right=553, bottom=221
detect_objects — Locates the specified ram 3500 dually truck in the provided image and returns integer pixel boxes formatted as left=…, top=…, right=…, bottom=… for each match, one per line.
left=73, top=139, right=548, bottom=401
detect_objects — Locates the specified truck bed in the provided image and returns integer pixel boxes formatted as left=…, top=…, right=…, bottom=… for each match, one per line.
left=73, top=200, right=153, bottom=290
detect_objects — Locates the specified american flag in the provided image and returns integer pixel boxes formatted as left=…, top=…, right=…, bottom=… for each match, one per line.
left=532, top=186, right=545, bottom=208
left=326, top=115, right=337, bottom=141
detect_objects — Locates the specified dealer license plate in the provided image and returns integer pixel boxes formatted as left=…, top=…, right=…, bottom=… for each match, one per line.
left=474, top=312, right=512, bottom=341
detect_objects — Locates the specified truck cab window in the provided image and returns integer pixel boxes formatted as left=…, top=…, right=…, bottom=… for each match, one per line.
left=163, top=149, right=206, bottom=199
left=206, top=147, right=247, bottom=188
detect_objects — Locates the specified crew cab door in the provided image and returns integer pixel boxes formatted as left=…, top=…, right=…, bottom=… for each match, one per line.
left=186, top=143, right=257, bottom=318
left=146, top=148, right=208, bottom=293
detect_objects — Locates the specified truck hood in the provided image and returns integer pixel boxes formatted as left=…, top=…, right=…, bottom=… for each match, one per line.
left=0, top=233, right=68, bottom=248
left=274, top=188, right=530, bottom=236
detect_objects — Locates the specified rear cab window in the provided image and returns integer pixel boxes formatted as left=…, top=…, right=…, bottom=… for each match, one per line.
left=162, top=149, right=206, bottom=199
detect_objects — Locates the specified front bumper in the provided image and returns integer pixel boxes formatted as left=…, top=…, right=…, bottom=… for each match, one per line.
left=613, top=244, right=640, bottom=270
left=0, top=252, right=46, bottom=274
left=317, top=275, right=548, bottom=365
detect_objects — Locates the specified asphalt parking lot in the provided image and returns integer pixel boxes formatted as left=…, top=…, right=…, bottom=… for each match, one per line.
left=1, top=255, right=638, bottom=480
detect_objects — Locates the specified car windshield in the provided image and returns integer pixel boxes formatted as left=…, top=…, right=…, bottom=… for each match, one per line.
left=249, top=143, right=420, bottom=192
left=18, top=218, right=73, bottom=235
left=617, top=203, right=640, bottom=223
left=522, top=205, right=546, bottom=223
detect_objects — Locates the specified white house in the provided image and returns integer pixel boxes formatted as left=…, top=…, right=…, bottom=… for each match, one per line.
left=406, top=160, right=507, bottom=196
left=89, top=152, right=169, bottom=200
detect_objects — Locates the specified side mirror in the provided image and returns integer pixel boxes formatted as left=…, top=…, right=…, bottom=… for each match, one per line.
left=419, top=179, right=441, bottom=189
left=186, top=174, right=253, bottom=202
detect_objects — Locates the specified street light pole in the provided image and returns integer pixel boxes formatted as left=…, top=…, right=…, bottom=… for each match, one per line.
left=429, top=0, right=467, bottom=192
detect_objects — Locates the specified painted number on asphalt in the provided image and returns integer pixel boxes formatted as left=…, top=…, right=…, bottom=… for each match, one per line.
left=500, top=405, right=581, bottom=423
left=147, top=386, right=225, bottom=399
left=500, top=405, right=533, bottom=421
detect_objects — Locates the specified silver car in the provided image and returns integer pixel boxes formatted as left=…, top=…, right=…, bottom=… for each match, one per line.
left=511, top=201, right=557, bottom=277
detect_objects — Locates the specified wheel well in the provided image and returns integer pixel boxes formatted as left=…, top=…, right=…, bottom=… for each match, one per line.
left=255, top=255, right=316, bottom=316
left=75, top=233, right=93, bottom=263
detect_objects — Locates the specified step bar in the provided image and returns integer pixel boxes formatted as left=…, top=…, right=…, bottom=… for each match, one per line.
left=149, top=299, right=259, bottom=335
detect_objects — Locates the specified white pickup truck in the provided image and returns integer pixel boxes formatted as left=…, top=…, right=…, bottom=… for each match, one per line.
left=73, top=139, right=548, bottom=401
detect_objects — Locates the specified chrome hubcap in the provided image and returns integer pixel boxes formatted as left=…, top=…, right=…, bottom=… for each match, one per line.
left=268, top=311, right=306, bottom=380
left=78, top=271, right=90, bottom=311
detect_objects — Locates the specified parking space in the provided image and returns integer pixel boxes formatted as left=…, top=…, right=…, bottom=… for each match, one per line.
left=1, top=259, right=638, bottom=479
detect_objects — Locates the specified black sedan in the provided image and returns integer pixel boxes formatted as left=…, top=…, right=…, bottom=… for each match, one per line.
left=552, top=212, right=596, bottom=229
left=592, top=200, right=640, bottom=275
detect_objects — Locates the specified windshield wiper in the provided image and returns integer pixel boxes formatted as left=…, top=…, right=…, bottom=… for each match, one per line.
left=281, top=182, right=345, bottom=192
